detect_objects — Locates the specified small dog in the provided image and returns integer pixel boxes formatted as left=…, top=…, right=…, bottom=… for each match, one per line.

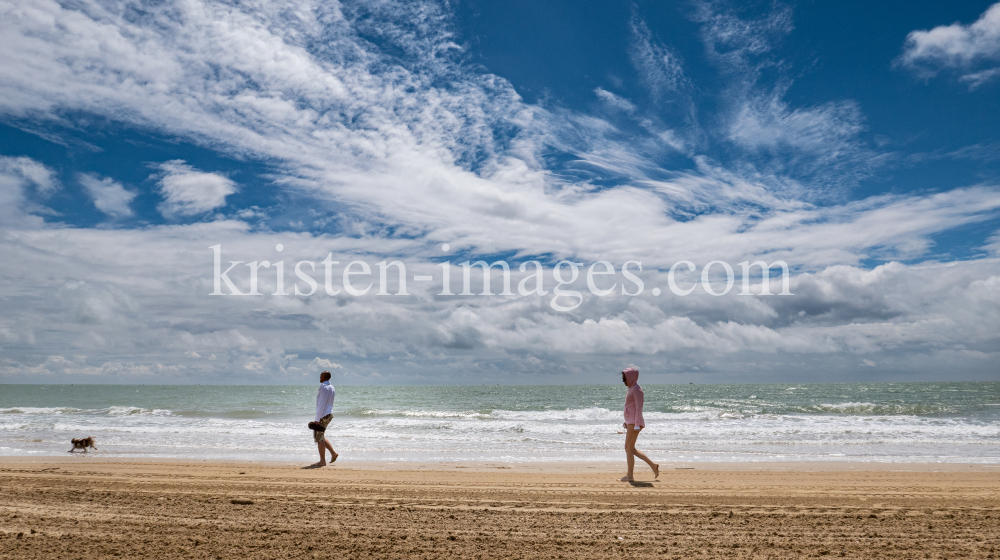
left=68, top=437, right=97, bottom=453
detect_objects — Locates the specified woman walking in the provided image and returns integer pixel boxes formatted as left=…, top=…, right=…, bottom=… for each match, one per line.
left=620, top=367, right=659, bottom=482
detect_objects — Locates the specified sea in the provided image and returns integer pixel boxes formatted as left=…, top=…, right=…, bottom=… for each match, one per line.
left=1, top=382, right=998, bottom=463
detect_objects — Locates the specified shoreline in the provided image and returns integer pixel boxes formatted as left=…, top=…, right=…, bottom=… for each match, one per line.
left=3, top=455, right=1000, bottom=472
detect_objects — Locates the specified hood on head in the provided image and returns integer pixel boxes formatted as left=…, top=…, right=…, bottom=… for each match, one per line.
left=622, top=367, right=639, bottom=387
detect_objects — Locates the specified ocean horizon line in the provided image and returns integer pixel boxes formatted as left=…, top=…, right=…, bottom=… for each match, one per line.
left=3, top=380, right=998, bottom=387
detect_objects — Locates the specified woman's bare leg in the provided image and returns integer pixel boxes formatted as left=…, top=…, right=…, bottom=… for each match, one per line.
left=623, top=425, right=637, bottom=480
left=624, top=425, right=658, bottom=480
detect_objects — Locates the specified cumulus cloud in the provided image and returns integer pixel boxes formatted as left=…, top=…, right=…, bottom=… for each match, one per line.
left=0, top=219, right=997, bottom=383
left=309, top=357, right=342, bottom=370
left=155, top=161, right=237, bottom=218
left=898, top=2, right=1000, bottom=88
left=78, top=173, right=136, bottom=217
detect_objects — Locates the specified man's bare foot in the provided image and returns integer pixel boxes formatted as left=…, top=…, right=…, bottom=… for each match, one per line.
left=331, top=452, right=338, bottom=463
left=652, top=463, right=659, bottom=479
left=310, top=461, right=326, bottom=467
left=619, top=475, right=633, bottom=482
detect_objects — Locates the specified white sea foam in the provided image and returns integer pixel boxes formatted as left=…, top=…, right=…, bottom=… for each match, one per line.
left=0, top=407, right=82, bottom=415
left=362, top=409, right=491, bottom=419
left=489, top=407, right=620, bottom=422
left=105, top=406, right=174, bottom=417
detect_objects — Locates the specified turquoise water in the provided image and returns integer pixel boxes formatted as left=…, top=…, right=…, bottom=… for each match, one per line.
left=1, top=382, right=998, bottom=462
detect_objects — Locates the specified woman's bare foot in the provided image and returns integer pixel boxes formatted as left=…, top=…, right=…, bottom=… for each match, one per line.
left=619, top=475, right=633, bottom=482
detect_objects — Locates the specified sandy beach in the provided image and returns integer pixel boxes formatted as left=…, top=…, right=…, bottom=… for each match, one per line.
left=1, top=458, right=998, bottom=559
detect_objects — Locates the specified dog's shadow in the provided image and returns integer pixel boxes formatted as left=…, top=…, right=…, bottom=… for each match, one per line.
left=629, top=481, right=655, bottom=487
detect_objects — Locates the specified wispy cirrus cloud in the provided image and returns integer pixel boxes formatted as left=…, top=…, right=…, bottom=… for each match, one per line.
left=628, top=10, right=689, bottom=102
left=0, top=0, right=887, bottom=246
left=898, top=2, right=1000, bottom=88
left=594, top=87, right=637, bottom=114
left=693, top=0, right=794, bottom=74
left=689, top=1, right=883, bottom=195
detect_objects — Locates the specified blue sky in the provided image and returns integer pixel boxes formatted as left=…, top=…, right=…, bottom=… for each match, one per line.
left=1, top=0, right=999, bottom=384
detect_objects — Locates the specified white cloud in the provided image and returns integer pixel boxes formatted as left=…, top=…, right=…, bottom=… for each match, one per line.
left=594, top=88, right=636, bottom=113
left=687, top=2, right=883, bottom=192
left=0, top=0, right=884, bottom=252
left=155, top=161, right=237, bottom=218
left=0, top=218, right=998, bottom=383
left=0, top=156, right=59, bottom=227
left=985, top=229, right=1000, bottom=256
left=727, top=95, right=865, bottom=157
left=0, top=1, right=998, bottom=383
left=899, top=2, right=1000, bottom=87
left=629, top=12, right=688, bottom=101
left=0, top=156, right=58, bottom=197
left=694, top=0, right=794, bottom=71
left=958, top=66, right=1000, bottom=88
left=309, top=357, right=342, bottom=370
left=78, top=173, right=136, bottom=217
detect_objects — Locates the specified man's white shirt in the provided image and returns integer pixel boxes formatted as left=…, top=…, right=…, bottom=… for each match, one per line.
left=316, top=380, right=335, bottom=421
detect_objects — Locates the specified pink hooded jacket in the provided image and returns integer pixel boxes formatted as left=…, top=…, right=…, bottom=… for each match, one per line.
left=623, top=367, right=645, bottom=428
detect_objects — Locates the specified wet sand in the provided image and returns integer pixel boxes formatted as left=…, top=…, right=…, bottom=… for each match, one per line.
left=1, top=457, right=998, bottom=559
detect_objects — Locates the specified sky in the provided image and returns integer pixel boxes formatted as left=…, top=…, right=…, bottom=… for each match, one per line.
left=0, top=0, right=999, bottom=385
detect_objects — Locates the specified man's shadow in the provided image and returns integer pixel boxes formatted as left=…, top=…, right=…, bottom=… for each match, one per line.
left=629, top=481, right=654, bottom=487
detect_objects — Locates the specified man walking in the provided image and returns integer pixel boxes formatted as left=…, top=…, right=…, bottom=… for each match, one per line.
left=311, top=370, right=338, bottom=467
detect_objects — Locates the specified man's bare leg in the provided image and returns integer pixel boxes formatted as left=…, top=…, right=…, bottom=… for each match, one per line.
left=323, top=439, right=338, bottom=462
left=312, top=438, right=337, bottom=466
left=313, top=440, right=328, bottom=466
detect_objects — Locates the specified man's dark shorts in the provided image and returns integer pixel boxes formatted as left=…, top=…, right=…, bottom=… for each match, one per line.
left=313, top=414, right=332, bottom=443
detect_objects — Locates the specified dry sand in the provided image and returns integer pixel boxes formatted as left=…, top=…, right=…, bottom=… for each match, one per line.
left=1, top=457, right=998, bottom=559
